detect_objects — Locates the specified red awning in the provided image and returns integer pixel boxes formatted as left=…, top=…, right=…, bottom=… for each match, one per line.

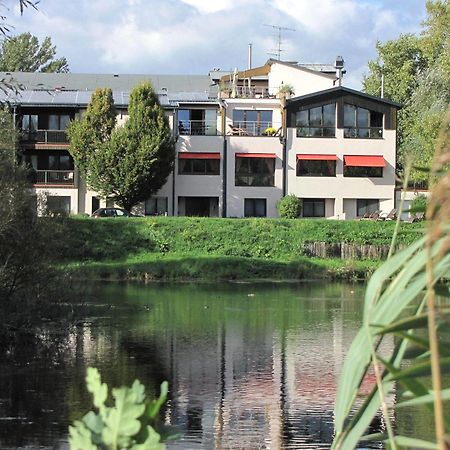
left=297, top=154, right=338, bottom=161
left=344, top=155, right=386, bottom=167
left=235, top=153, right=277, bottom=158
left=178, top=152, right=220, bottom=159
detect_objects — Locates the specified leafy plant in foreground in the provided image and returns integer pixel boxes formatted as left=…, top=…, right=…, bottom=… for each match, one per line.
left=69, top=367, right=177, bottom=450
left=332, top=108, right=450, bottom=449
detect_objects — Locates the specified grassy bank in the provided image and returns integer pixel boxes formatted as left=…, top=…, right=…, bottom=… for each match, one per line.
left=54, top=217, right=423, bottom=281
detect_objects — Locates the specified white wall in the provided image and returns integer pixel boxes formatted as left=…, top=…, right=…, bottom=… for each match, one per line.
left=268, top=63, right=335, bottom=97
left=287, top=127, right=396, bottom=219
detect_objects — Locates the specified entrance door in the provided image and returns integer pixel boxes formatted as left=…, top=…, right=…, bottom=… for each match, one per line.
left=92, top=197, right=100, bottom=214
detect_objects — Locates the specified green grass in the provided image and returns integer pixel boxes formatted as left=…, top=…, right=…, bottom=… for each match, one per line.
left=53, top=216, right=423, bottom=281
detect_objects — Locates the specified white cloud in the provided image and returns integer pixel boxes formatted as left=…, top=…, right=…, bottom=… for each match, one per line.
left=179, top=0, right=236, bottom=14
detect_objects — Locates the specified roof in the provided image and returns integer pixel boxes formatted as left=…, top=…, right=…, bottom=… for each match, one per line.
left=0, top=89, right=169, bottom=108
left=0, top=72, right=220, bottom=108
left=286, top=86, right=402, bottom=108
left=0, top=72, right=214, bottom=93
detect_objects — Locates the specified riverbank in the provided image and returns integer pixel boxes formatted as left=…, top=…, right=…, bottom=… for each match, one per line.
left=56, top=216, right=423, bottom=281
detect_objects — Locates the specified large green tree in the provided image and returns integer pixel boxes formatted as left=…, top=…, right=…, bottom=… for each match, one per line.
left=68, top=83, right=175, bottom=211
left=0, top=32, right=69, bottom=72
left=362, top=0, right=450, bottom=182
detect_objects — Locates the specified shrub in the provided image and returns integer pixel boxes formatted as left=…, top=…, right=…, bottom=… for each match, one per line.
left=277, top=194, right=302, bottom=218
left=410, top=193, right=428, bottom=213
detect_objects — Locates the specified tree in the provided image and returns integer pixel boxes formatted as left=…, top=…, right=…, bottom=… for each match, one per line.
left=362, top=0, right=450, bottom=182
left=0, top=32, right=69, bottom=72
left=277, top=194, right=302, bottom=218
left=68, top=83, right=175, bottom=212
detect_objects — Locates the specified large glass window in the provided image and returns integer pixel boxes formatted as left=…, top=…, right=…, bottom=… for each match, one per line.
left=22, top=114, right=38, bottom=132
left=178, top=158, right=220, bottom=175
left=357, top=199, right=379, bottom=217
left=37, top=151, right=74, bottom=170
left=344, top=104, right=383, bottom=138
left=244, top=198, right=267, bottom=217
left=232, top=110, right=273, bottom=136
left=145, top=197, right=168, bottom=216
left=344, top=166, right=383, bottom=178
left=296, top=103, right=335, bottom=137
left=178, top=109, right=217, bottom=135
left=302, top=199, right=325, bottom=217
left=48, top=114, right=71, bottom=130
left=46, top=196, right=71, bottom=215
left=235, top=157, right=275, bottom=186
left=297, top=159, right=336, bottom=177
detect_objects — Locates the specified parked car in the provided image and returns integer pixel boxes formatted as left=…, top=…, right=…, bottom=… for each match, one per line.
left=91, top=207, right=138, bottom=218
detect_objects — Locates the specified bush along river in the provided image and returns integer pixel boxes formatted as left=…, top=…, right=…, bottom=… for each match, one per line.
left=0, top=281, right=436, bottom=449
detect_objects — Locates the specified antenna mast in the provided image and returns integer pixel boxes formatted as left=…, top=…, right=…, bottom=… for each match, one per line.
left=263, top=24, right=296, bottom=60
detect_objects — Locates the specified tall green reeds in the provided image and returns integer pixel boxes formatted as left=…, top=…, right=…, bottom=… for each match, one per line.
left=332, top=108, right=450, bottom=449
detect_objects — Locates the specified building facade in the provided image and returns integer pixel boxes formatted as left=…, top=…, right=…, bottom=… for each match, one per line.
left=0, top=59, right=400, bottom=219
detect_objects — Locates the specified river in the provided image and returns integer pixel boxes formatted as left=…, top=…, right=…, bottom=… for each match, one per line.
left=0, top=281, right=435, bottom=449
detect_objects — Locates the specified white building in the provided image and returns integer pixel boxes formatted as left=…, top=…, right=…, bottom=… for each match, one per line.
left=1, top=59, right=401, bottom=219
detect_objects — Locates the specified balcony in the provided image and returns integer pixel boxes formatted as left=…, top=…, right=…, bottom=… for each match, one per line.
left=178, top=120, right=220, bottom=136
left=221, top=86, right=275, bottom=99
left=35, top=170, right=74, bottom=185
left=22, top=130, right=69, bottom=144
left=344, top=127, right=383, bottom=139
left=229, top=121, right=281, bottom=137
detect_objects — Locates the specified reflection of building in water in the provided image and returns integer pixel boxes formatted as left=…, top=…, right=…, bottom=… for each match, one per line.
left=156, top=300, right=395, bottom=449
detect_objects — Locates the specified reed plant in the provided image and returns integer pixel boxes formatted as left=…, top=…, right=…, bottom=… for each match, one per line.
left=332, top=108, right=450, bottom=449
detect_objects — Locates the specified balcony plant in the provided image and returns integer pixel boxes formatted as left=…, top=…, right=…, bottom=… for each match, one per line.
left=277, top=83, right=295, bottom=99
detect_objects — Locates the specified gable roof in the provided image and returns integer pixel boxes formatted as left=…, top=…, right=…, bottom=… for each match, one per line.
left=286, top=85, right=402, bottom=108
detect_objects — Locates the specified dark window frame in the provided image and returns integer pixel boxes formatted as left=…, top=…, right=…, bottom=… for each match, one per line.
left=296, top=159, right=336, bottom=177
left=244, top=198, right=267, bottom=217
left=344, top=166, right=383, bottom=178
left=178, top=158, right=220, bottom=175
left=232, top=109, right=273, bottom=136
left=357, top=199, right=380, bottom=217
left=235, top=157, right=275, bottom=187
left=343, top=104, right=383, bottom=139
left=145, top=197, right=168, bottom=216
left=296, top=103, right=336, bottom=138
left=302, top=198, right=326, bottom=217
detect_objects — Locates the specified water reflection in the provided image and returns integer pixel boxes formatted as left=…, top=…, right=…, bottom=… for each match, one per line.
left=0, top=282, right=391, bottom=449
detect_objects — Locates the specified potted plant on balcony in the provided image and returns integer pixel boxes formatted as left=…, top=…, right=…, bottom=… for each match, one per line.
left=219, top=82, right=232, bottom=99
left=277, top=83, right=295, bottom=100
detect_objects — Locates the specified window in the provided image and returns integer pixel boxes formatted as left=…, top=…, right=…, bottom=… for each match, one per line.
left=244, top=199, right=267, bottom=217
left=46, top=196, right=71, bottom=215
left=36, top=151, right=74, bottom=170
left=302, top=199, right=325, bottom=217
left=344, top=166, right=383, bottom=178
left=235, top=156, right=275, bottom=186
left=297, top=160, right=336, bottom=177
left=145, top=197, right=168, bottom=216
left=233, top=110, right=273, bottom=136
left=343, top=104, right=383, bottom=138
left=357, top=199, right=379, bottom=217
left=22, top=114, right=38, bottom=132
left=178, top=109, right=217, bottom=135
left=296, top=103, right=335, bottom=137
left=48, top=114, right=71, bottom=130
left=178, top=158, right=220, bottom=175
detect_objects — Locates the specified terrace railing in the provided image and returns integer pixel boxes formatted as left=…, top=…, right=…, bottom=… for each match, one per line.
left=35, top=170, right=75, bottom=185
left=22, top=130, right=69, bottom=144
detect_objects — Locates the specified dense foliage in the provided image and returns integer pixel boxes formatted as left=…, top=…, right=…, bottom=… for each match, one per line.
left=68, top=84, right=175, bottom=211
left=277, top=194, right=302, bottom=218
left=0, top=32, right=69, bottom=72
left=363, top=0, right=450, bottom=182
left=0, top=109, right=61, bottom=326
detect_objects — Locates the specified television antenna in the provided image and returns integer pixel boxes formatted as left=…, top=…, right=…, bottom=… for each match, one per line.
left=263, top=24, right=296, bottom=60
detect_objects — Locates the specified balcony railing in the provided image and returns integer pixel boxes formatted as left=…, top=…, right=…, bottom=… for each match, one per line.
left=35, top=170, right=74, bottom=185
left=221, top=86, right=274, bottom=99
left=22, top=130, right=69, bottom=144
left=230, top=121, right=281, bottom=137
left=178, top=120, right=220, bottom=136
left=344, top=127, right=383, bottom=139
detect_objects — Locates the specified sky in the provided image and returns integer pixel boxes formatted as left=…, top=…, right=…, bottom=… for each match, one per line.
left=8, top=0, right=428, bottom=89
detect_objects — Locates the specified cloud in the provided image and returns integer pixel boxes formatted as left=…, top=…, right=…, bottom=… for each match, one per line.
left=5, top=0, right=427, bottom=89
